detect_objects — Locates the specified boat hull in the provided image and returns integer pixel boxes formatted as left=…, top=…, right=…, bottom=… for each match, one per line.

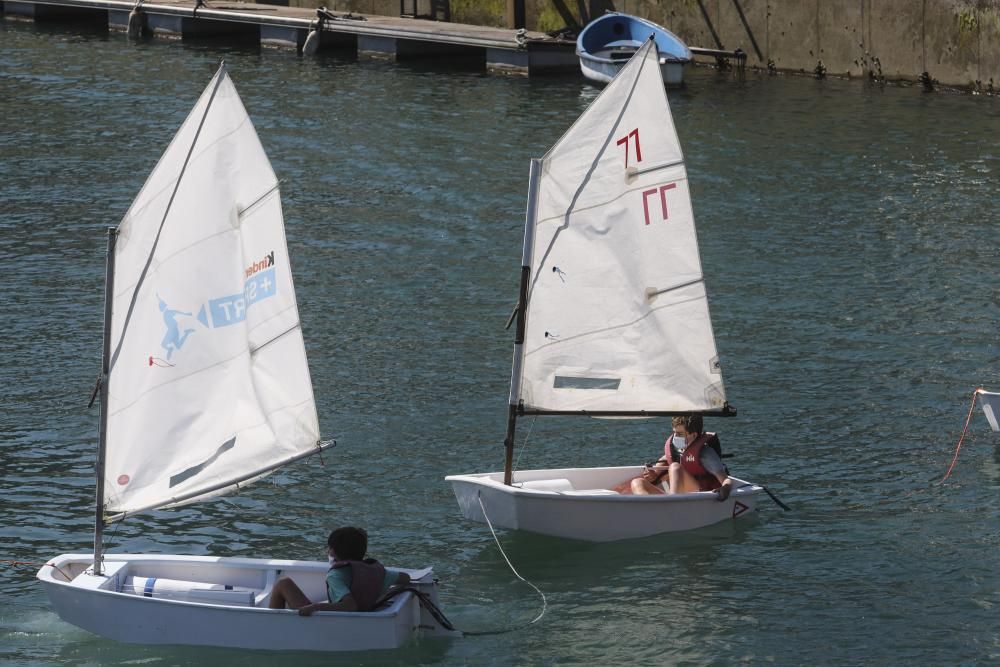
left=446, top=467, right=760, bottom=542
left=576, top=12, right=691, bottom=86
left=578, top=56, right=686, bottom=86
left=37, top=553, right=458, bottom=651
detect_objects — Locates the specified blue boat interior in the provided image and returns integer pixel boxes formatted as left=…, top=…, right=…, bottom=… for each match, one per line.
left=578, top=13, right=690, bottom=62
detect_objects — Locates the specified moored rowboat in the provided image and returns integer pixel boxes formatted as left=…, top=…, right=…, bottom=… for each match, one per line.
left=576, top=12, right=691, bottom=85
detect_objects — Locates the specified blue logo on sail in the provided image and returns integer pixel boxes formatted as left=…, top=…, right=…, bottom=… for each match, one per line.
left=197, top=266, right=277, bottom=328
left=159, top=296, right=195, bottom=361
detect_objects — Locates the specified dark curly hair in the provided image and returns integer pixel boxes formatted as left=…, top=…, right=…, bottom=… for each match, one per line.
left=327, top=526, right=368, bottom=561
left=671, top=414, right=703, bottom=435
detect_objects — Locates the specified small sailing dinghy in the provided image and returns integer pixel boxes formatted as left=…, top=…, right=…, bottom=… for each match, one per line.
left=576, top=12, right=692, bottom=86
left=37, top=65, right=456, bottom=652
left=446, top=40, right=762, bottom=543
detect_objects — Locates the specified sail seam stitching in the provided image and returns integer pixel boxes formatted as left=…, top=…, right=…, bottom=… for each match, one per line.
left=522, top=288, right=706, bottom=356
left=533, top=174, right=688, bottom=228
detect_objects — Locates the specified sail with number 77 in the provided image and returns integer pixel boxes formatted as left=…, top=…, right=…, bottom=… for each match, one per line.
left=517, top=36, right=725, bottom=415
left=447, top=38, right=762, bottom=543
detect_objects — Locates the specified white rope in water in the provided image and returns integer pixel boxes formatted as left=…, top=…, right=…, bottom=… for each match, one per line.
left=477, top=494, right=547, bottom=625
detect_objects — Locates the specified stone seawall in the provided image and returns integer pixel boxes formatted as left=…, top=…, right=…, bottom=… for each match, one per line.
left=309, top=1, right=1000, bottom=91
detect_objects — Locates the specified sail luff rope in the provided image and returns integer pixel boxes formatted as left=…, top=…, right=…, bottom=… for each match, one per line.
left=939, top=387, right=980, bottom=483
left=476, top=493, right=546, bottom=625
left=108, top=66, right=228, bottom=373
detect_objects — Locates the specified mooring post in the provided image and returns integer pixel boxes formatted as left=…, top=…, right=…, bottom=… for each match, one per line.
left=507, top=0, right=525, bottom=29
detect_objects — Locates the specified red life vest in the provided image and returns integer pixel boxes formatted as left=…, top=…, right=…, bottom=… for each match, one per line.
left=664, top=432, right=722, bottom=492
left=330, top=558, right=387, bottom=611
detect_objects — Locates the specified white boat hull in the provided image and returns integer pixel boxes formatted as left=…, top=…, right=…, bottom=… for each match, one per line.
left=446, top=467, right=761, bottom=542
left=37, top=553, right=458, bottom=651
left=578, top=54, right=687, bottom=86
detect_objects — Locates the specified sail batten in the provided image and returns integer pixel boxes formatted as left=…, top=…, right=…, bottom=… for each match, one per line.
left=250, top=321, right=301, bottom=356
left=514, top=40, right=726, bottom=415
left=105, top=439, right=333, bottom=523
left=238, top=183, right=283, bottom=217
left=103, top=66, right=321, bottom=516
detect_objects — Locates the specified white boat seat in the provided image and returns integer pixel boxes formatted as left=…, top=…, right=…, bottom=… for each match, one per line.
left=516, top=478, right=574, bottom=492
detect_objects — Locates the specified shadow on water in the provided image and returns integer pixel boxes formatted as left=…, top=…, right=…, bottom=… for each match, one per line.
left=444, top=515, right=765, bottom=630
left=41, top=635, right=455, bottom=667
left=466, top=514, right=761, bottom=575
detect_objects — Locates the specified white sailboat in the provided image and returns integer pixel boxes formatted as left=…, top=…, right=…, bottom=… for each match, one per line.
left=446, top=39, right=763, bottom=542
left=37, top=65, right=456, bottom=651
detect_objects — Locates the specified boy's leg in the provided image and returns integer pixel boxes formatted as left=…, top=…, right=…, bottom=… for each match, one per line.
left=268, top=576, right=312, bottom=609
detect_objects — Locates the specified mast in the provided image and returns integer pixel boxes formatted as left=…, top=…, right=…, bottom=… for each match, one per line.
left=503, top=158, right=541, bottom=485
left=93, top=226, right=117, bottom=576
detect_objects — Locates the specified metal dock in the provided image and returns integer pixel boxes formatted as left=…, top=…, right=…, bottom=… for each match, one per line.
left=2, top=0, right=578, bottom=76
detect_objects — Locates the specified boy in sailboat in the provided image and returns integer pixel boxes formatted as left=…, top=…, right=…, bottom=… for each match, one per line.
left=268, top=527, right=409, bottom=615
left=622, top=415, right=733, bottom=499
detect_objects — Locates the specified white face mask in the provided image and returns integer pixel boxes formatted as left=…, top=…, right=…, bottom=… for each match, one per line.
left=672, top=434, right=687, bottom=451
left=328, top=555, right=337, bottom=567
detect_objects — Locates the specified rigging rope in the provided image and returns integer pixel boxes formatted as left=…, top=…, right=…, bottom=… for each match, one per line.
left=363, top=494, right=547, bottom=639
left=376, top=586, right=458, bottom=632
left=476, top=494, right=547, bottom=626
left=2, top=560, right=72, bottom=581
left=511, top=415, right=537, bottom=474
left=940, top=387, right=981, bottom=483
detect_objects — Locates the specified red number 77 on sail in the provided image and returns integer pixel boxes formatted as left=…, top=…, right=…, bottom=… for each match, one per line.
left=616, top=128, right=642, bottom=167
left=642, top=183, right=677, bottom=225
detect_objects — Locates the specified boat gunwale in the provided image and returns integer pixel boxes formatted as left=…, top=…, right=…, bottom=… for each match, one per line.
left=446, top=472, right=761, bottom=503
left=576, top=49, right=691, bottom=67
left=37, top=553, right=429, bottom=618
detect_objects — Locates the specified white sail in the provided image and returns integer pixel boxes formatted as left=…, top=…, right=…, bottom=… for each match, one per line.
left=103, top=66, right=320, bottom=516
left=515, top=39, right=725, bottom=413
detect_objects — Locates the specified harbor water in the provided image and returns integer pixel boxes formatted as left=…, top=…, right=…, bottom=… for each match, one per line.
left=1, top=18, right=998, bottom=665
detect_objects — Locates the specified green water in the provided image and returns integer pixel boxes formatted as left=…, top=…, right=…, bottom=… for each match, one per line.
left=1, top=18, right=998, bottom=665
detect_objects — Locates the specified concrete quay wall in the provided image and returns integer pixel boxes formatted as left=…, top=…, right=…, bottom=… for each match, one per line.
left=316, top=1, right=1000, bottom=91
